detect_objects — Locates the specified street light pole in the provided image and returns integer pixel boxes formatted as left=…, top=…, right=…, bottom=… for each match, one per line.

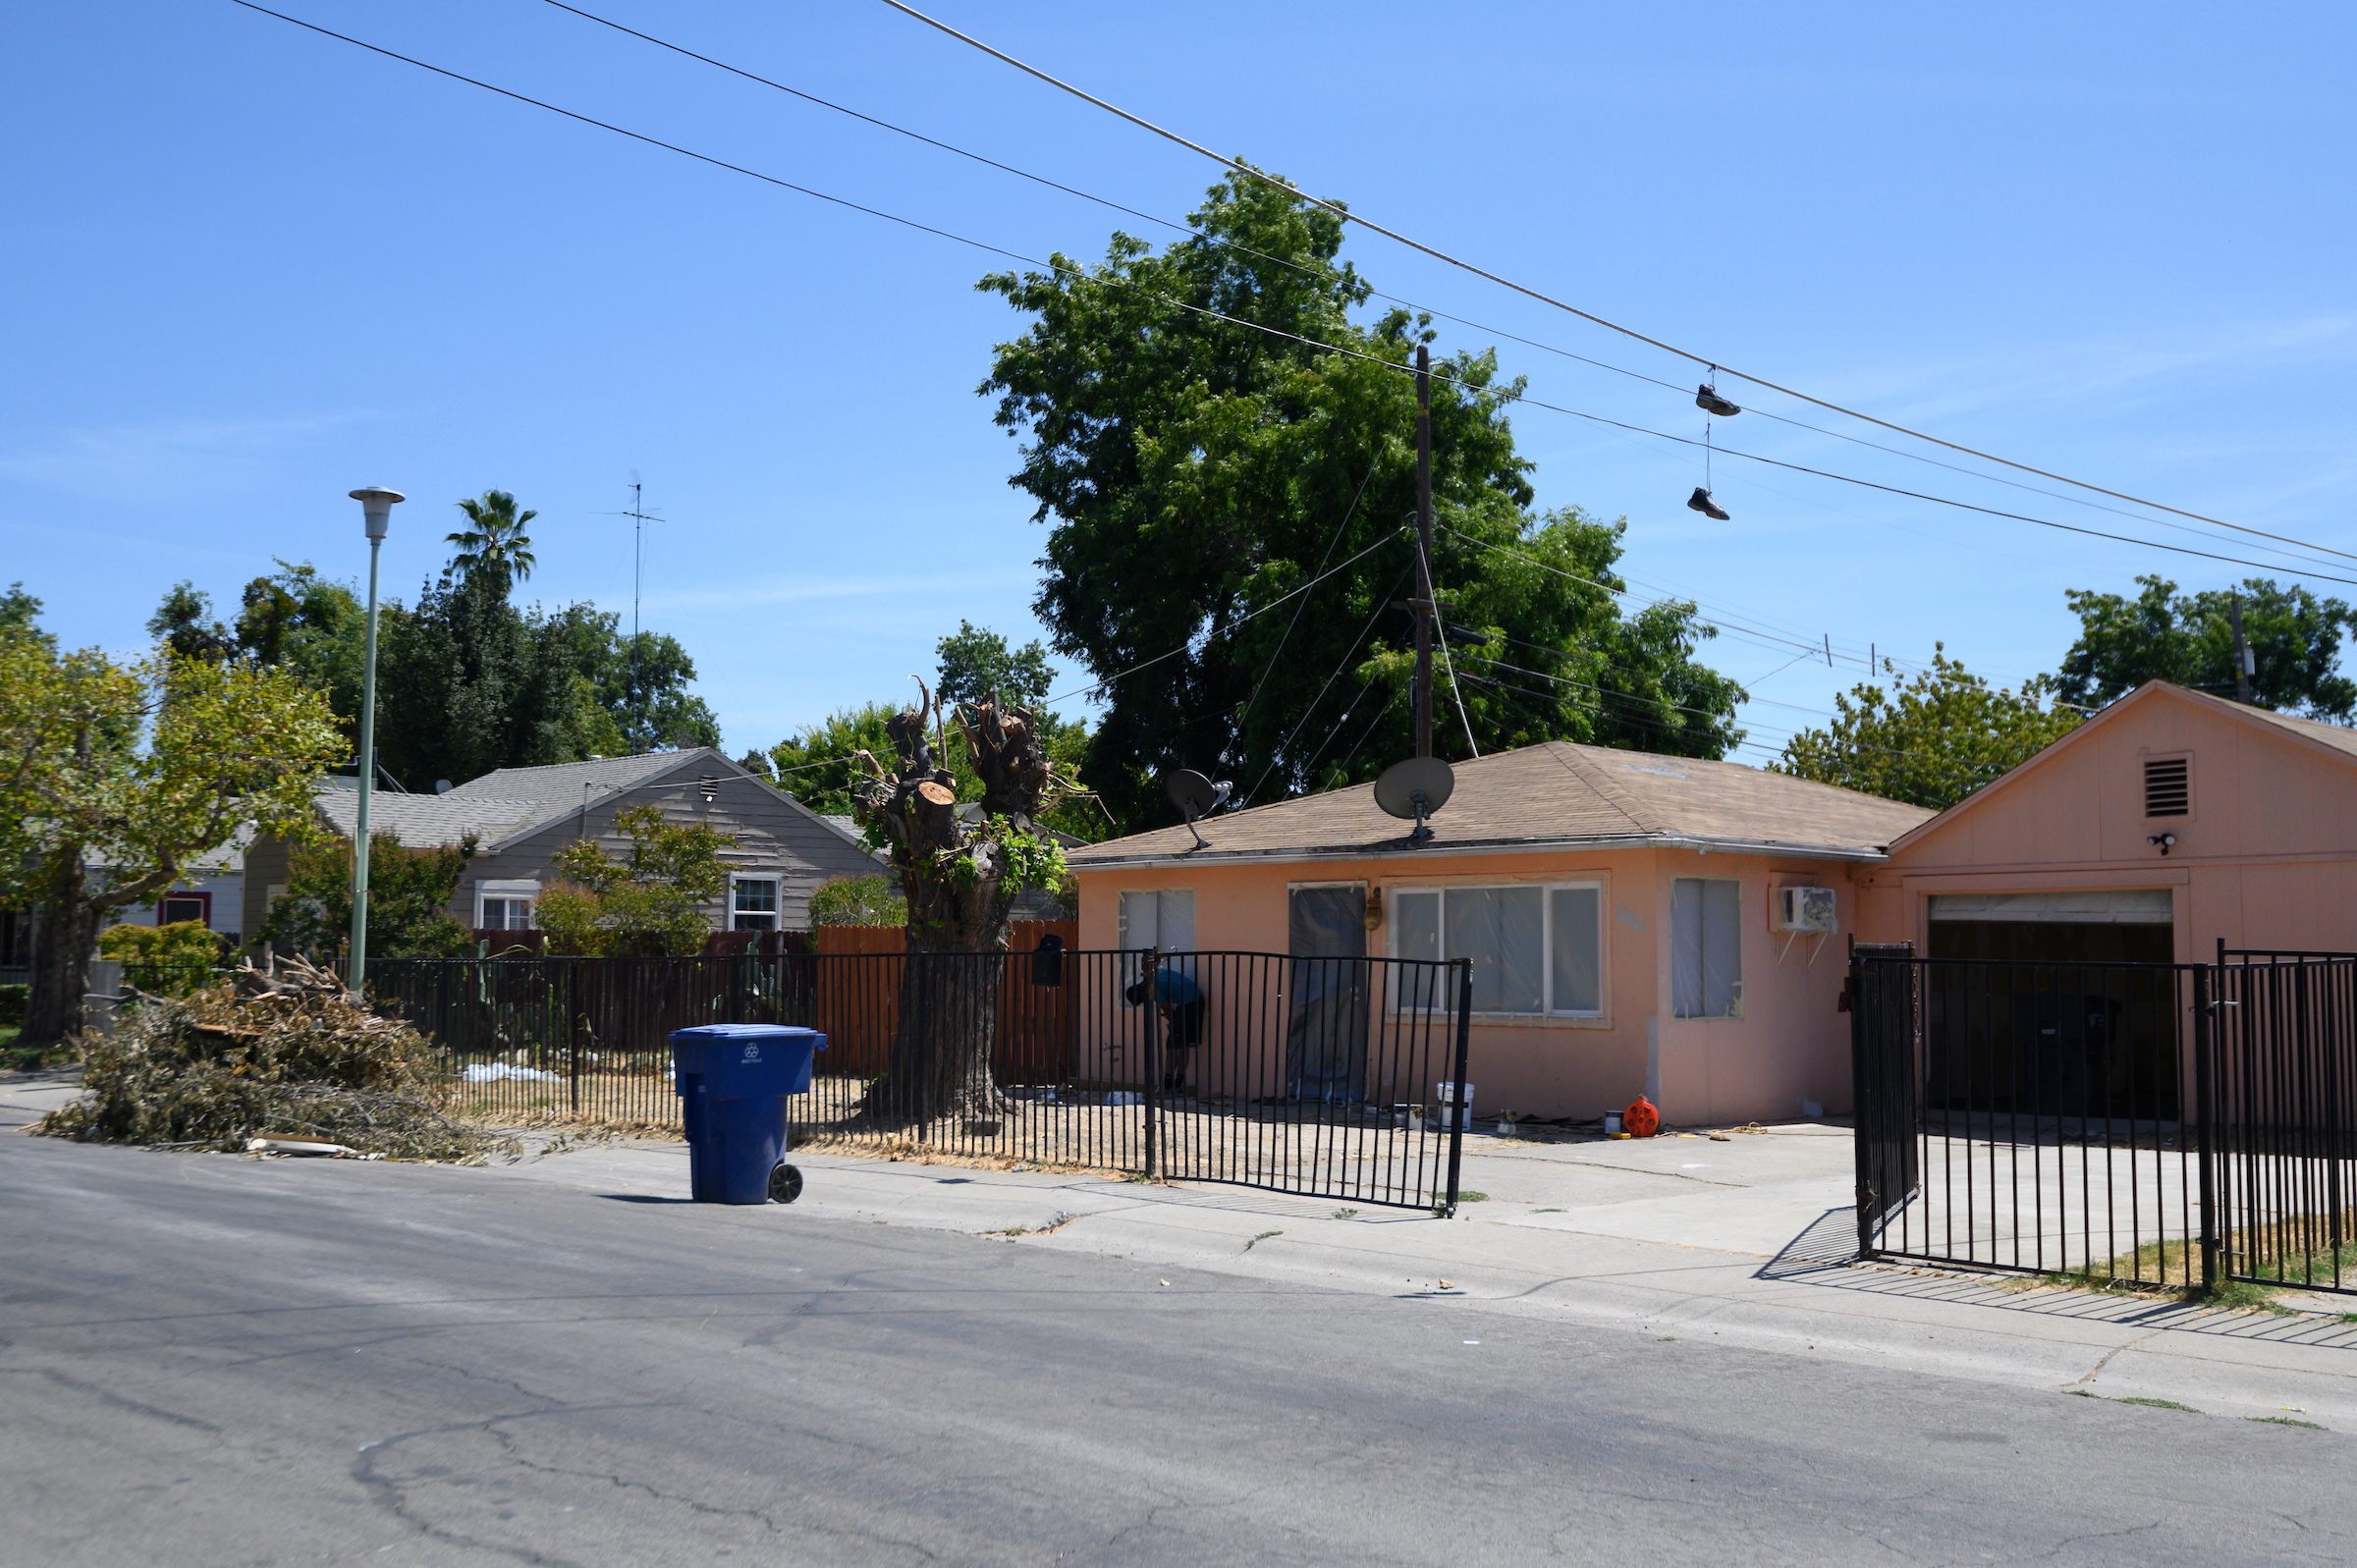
left=347, top=486, right=404, bottom=996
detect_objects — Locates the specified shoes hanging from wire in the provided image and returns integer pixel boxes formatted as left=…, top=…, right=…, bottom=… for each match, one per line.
left=1696, top=383, right=1741, bottom=418
left=1687, top=367, right=1736, bottom=520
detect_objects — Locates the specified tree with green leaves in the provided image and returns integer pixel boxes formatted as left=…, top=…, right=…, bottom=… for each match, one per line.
left=0, top=628, right=344, bottom=1047
left=935, top=620, right=1056, bottom=709
left=536, top=805, right=734, bottom=956
left=148, top=543, right=719, bottom=790
left=807, top=875, right=905, bottom=928
left=1775, top=648, right=2083, bottom=811
left=446, top=489, right=538, bottom=593
left=259, top=835, right=477, bottom=963
left=0, top=581, right=47, bottom=646
left=544, top=608, right=722, bottom=755
left=2056, top=575, right=2356, bottom=720
left=976, top=167, right=1744, bottom=834
left=148, top=563, right=370, bottom=747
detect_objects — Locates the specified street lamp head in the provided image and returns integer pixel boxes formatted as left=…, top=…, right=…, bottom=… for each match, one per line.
left=349, top=486, right=406, bottom=540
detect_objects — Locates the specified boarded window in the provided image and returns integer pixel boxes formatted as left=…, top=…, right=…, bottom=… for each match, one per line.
left=2144, top=756, right=2189, bottom=817
left=1672, top=878, right=1742, bottom=1019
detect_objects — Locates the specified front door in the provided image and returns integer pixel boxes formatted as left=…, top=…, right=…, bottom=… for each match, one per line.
left=1286, top=886, right=1368, bottom=1103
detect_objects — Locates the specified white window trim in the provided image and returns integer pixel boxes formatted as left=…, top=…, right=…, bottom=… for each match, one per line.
left=1386, top=879, right=1608, bottom=1019
left=474, top=879, right=540, bottom=930
left=730, top=874, right=782, bottom=920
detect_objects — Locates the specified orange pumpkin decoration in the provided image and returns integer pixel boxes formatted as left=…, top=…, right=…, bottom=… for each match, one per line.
left=1622, top=1095, right=1661, bottom=1139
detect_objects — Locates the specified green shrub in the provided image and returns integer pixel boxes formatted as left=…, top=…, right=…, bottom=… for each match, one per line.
left=0, top=985, right=26, bottom=1027
left=98, top=920, right=223, bottom=995
left=808, top=875, right=906, bottom=928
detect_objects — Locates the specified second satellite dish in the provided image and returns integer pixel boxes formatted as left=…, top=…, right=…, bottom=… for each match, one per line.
left=1163, top=769, right=1233, bottom=849
left=1374, top=756, right=1455, bottom=845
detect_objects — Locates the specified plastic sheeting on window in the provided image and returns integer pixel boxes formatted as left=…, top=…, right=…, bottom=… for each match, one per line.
left=1447, top=885, right=1544, bottom=1014
left=1550, top=886, right=1603, bottom=1014
left=1672, top=878, right=1741, bottom=1018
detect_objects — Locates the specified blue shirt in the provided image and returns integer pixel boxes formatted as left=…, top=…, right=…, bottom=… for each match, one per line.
left=1142, top=968, right=1202, bottom=1006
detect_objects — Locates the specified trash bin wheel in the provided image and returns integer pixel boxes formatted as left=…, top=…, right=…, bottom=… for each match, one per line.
left=768, top=1162, right=803, bottom=1205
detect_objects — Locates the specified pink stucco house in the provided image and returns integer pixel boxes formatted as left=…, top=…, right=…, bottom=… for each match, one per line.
left=1068, top=741, right=1933, bottom=1127
left=1856, top=678, right=2357, bottom=960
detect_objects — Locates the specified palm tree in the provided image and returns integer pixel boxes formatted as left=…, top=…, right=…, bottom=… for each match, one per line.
left=446, top=490, right=538, bottom=591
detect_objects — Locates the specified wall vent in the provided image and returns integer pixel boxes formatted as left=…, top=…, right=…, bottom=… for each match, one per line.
left=2144, top=756, right=2190, bottom=817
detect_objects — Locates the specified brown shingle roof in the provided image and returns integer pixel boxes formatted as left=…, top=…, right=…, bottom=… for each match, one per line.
left=1069, top=741, right=1934, bottom=867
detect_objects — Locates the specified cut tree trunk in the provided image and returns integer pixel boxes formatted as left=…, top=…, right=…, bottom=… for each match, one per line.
left=850, top=692, right=1052, bottom=1132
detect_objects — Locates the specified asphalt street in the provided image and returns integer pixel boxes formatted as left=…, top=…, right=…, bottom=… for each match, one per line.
left=5, top=1131, right=2352, bottom=1567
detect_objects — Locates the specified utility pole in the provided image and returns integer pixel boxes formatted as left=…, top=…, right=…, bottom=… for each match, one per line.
left=2229, top=590, right=2253, bottom=704
left=1414, top=344, right=1435, bottom=760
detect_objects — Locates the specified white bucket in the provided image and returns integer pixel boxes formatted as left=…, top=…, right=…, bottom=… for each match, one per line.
left=1603, top=1110, right=1623, bottom=1135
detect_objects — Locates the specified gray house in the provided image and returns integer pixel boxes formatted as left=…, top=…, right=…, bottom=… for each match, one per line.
left=244, top=748, right=880, bottom=944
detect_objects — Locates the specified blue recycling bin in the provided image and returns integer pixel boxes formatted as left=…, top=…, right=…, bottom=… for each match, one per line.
left=669, top=1024, right=826, bottom=1205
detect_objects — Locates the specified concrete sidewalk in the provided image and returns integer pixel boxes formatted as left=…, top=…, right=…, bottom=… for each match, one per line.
left=475, top=1121, right=2357, bottom=1431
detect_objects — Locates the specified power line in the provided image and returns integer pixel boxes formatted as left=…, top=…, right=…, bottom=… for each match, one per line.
left=549, top=0, right=2349, bottom=580
left=1224, top=446, right=1384, bottom=758
left=234, top=0, right=2357, bottom=721
left=1039, top=531, right=1402, bottom=706
left=1241, top=564, right=1415, bottom=808
left=874, top=0, right=2357, bottom=568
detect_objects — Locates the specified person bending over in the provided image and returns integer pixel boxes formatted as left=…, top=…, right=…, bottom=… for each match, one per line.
left=1124, top=966, right=1205, bottom=1094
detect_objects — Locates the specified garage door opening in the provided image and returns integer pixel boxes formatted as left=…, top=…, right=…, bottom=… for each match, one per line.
left=1923, top=891, right=2179, bottom=1122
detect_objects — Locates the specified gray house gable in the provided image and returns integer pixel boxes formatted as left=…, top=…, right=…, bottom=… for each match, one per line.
left=454, top=748, right=879, bottom=933
left=251, top=750, right=881, bottom=942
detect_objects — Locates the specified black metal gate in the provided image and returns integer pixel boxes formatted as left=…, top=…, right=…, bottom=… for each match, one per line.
left=371, top=948, right=1476, bottom=1214
left=1851, top=946, right=2357, bottom=1296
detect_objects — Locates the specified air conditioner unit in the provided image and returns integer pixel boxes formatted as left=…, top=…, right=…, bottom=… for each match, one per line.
left=1777, top=886, right=1837, bottom=935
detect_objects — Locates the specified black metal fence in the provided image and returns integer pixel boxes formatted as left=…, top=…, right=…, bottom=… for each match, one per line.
left=366, top=948, right=1476, bottom=1212
left=2207, top=949, right=2357, bottom=1295
left=1852, top=946, right=2357, bottom=1296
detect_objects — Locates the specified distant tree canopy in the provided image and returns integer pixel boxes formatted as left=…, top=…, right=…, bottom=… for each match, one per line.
left=935, top=620, right=1056, bottom=709
left=1776, top=648, right=2083, bottom=811
left=144, top=494, right=719, bottom=791
left=2056, top=574, right=2357, bottom=721
left=767, top=623, right=1104, bottom=841
left=976, top=166, right=1744, bottom=835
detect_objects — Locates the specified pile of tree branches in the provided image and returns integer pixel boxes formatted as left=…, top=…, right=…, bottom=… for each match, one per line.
left=35, top=958, right=501, bottom=1161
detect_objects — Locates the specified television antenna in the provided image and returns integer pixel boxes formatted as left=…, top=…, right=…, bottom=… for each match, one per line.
left=1374, top=756, right=1454, bottom=846
left=1163, top=769, right=1232, bottom=850
left=598, top=470, right=665, bottom=749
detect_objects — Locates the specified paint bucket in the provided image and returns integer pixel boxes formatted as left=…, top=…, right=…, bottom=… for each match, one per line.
left=1603, top=1110, right=1623, bottom=1135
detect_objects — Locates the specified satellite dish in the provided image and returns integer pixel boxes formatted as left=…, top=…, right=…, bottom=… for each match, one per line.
left=1375, top=757, right=1455, bottom=846
left=1162, top=769, right=1233, bottom=849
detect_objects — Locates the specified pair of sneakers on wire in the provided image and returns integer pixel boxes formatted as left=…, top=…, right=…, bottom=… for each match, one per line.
left=1688, top=381, right=1738, bottom=519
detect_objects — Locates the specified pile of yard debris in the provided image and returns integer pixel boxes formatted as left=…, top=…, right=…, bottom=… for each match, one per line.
left=37, top=957, right=504, bottom=1162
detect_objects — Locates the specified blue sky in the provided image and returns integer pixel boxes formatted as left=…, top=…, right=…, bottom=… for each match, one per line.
left=8, top=1, right=2352, bottom=772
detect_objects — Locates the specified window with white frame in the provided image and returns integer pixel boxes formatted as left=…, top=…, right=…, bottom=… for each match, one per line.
left=1672, top=877, right=1742, bottom=1018
left=474, top=879, right=538, bottom=931
left=732, top=876, right=780, bottom=932
left=1390, top=883, right=1604, bottom=1016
